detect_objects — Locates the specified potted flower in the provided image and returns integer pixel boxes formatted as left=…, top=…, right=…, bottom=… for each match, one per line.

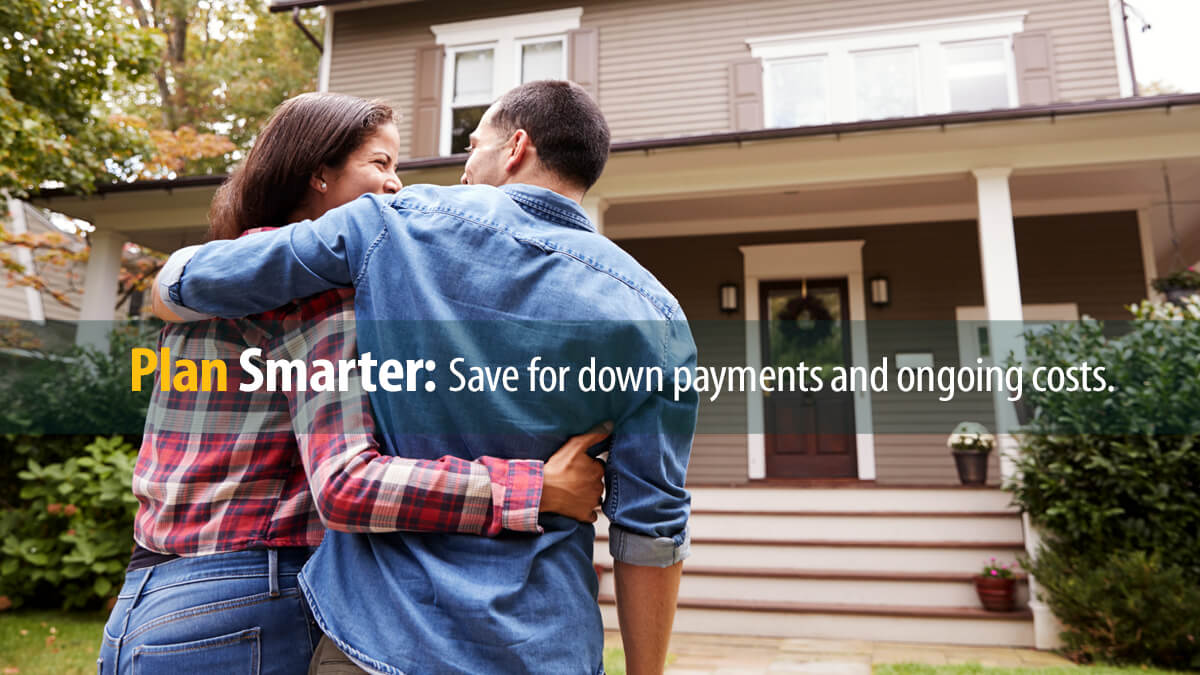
left=975, top=558, right=1018, bottom=611
left=1151, top=265, right=1200, bottom=306
left=947, top=421, right=994, bottom=486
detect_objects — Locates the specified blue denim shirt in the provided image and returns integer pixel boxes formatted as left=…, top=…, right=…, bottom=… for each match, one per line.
left=159, top=184, right=697, bottom=674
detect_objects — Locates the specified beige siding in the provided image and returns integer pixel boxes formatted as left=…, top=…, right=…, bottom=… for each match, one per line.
left=619, top=211, right=1144, bottom=485
left=330, top=0, right=1121, bottom=154
left=0, top=283, right=31, bottom=320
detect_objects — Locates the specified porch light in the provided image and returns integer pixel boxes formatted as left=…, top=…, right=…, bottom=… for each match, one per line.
left=869, top=276, right=890, bottom=307
left=719, top=283, right=739, bottom=313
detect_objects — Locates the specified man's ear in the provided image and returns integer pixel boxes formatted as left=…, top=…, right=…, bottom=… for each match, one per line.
left=503, top=129, right=531, bottom=174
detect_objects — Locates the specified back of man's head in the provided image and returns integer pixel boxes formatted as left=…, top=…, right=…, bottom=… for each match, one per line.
left=491, top=80, right=610, bottom=192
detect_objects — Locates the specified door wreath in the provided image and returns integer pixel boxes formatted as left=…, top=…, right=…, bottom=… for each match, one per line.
left=775, top=294, right=835, bottom=348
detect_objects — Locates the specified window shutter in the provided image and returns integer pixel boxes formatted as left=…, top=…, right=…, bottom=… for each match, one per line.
left=567, top=28, right=599, bottom=101
left=1013, top=31, right=1056, bottom=106
left=411, top=44, right=444, bottom=158
left=728, top=57, right=764, bottom=131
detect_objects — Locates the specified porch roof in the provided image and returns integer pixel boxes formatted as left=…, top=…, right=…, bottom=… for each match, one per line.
left=32, top=92, right=1200, bottom=203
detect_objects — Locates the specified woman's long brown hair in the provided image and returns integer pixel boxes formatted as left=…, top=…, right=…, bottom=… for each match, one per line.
left=207, top=93, right=396, bottom=240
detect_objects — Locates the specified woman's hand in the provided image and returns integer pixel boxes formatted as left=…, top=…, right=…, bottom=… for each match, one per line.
left=539, top=422, right=612, bottom=523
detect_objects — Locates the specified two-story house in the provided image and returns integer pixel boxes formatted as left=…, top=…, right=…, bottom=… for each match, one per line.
left=33, top=0, right=1200, bottom=650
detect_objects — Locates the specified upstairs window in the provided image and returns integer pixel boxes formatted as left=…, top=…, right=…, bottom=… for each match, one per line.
left=750, top=11, right=1026, bottom=127
left=432, top=9, right=579, bottom=155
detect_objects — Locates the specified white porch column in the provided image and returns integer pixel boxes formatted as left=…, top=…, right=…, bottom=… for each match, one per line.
left=75, top=228, right=124, bottom=348
left=582, top=194, right=608, bottom=236
left=974, top=168, right=1061, bottom=650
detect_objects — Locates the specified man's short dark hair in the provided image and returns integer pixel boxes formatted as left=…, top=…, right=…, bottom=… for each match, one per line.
left=491, top=80, right=610, bottom=191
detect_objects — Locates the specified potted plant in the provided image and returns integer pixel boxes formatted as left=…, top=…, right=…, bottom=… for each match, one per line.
left=974, top=558, right=1018, bottom=611
left=1151, top=265, right=1200, bottom=306
left=947, top=421, right=994, bottom=486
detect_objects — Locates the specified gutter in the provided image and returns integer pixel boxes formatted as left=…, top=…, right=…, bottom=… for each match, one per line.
left=32, top=92, right=1200, bottom=199
left=291, top=7, right=323, bottom=53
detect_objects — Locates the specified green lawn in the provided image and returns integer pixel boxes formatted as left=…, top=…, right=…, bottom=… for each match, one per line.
left=3, top=610, right=631, bottom=674
left=0, top=609, right=107, bottom=675
left=875, top=665, right=1186, bottom=675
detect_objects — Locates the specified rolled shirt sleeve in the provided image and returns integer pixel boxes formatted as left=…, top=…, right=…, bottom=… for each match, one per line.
left=603, top=314, right=699, bottom=567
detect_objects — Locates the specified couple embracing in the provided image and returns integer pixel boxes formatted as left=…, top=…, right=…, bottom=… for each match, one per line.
left=99, top=80, right=697, bottom=675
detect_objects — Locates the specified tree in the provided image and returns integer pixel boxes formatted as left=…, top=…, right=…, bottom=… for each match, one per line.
left=0, top=0, right=158, bottom=198
left=122, top=0, right=322, bottom=176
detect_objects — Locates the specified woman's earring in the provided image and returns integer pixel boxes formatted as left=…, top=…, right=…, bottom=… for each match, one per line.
left=320, top=181, right=327, bottom=190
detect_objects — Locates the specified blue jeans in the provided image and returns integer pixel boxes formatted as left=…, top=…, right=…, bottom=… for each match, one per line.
left=98, top=548, right=321, bottom=675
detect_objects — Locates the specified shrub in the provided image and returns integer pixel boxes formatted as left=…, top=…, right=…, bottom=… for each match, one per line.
left=1010, top=301, right=1200, bottom=667
left=0, top=436, right=139, bottom=610
left=1029, top=546, right=1200, bottom=669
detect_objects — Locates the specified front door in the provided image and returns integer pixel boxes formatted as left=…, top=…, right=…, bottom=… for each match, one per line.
left=761, top=279, right=858, bottom=479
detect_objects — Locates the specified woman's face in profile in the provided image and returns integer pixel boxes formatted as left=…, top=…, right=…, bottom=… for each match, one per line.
left=319, top=122, right=403, bottom=214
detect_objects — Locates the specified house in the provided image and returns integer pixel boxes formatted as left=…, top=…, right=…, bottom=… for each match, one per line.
left=32, top=0, right=1200, bottom=650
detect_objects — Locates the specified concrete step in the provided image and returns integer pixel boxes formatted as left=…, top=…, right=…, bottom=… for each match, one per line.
left=596, top=565, right=1030, bottom=609
left=686, top=487, right=1017, bottom=513
left=593, top=537, right=1026, bottom=573
left=594, top=511, right=1024, bottom=543
left=598, top=596, right=1035, bottom=647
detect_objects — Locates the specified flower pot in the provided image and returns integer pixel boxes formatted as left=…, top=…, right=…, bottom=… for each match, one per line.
left=974, top=574, right=1016, bottom=612
left=1165, top=287, right=1199, bottom=306
left=952, top=449, right=989, bottom=486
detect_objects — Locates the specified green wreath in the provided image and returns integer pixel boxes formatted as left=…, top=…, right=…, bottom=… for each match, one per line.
left=775, top=294, right=835, bottom=349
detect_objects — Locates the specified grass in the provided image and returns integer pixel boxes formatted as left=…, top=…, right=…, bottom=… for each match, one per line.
left=875, top=665, right=1188, bottom=675
left=0, top=609, right=107, bottom=675
left=7, top=611, right=633, bottom=674
left=603, top=647, right=627, bottom=675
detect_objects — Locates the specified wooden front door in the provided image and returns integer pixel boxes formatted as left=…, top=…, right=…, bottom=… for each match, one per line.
left=761, top=279, right=858, bottom=479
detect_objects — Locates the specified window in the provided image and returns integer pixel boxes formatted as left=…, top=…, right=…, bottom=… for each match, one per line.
left=765, top=57, right=828, bottom=127
left=432, top=8, right=580, bottom=155
left=749, top=12, right=1025, bottom=127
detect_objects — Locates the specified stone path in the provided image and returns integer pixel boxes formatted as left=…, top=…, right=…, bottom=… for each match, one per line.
left=604, top=632, right=1074, bottom=674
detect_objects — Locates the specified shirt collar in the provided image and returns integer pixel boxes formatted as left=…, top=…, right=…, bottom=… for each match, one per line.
left=500, top=184, right=595, bottom=233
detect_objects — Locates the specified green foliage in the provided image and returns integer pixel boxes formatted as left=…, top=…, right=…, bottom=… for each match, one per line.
left=1028, top=547, right=1200, bottom=669
left=0, top=0, right=158, bottom=196
left=1010, top=305, right=1200, bottom=667
left=1152, top=265, right=1200, bottom=293
left=0, top=436, right=139, bottom=610
left=123, top=0, right=322, bottom=175
left=0, top=323, right=157, bottom=437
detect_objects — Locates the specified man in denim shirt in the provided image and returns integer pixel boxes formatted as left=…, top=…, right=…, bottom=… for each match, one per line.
left=153, top=81, right=697, bottom=674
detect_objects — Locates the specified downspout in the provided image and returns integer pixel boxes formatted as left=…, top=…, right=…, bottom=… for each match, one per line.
left=292, top=7, right=323, bottom=54
left=1120, top=2, right=1139, bottom=96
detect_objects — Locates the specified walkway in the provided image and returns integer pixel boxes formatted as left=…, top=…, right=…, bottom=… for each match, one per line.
left=604, top=632, right=1074, bottom=674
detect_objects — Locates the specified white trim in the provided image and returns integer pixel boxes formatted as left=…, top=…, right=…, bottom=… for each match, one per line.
left=747, top=11, right=1029, bottom=55
left=318, top=8, right=334, bottom=93
left=605, top=194, right=1149, bottom=241
left=750, top=12, right=1026, bottom=124
left=1108, top=0, right=1136, bottom=97
left=739, top=241, right=876, bottom=481
left=430, top=8, right=581, bottom=47
left=954, top=303, right=1079, bottom=365
left=6, top=198, right=45, bottom=323
left=1136, top=206, right=1158, bottom=299
left=432, top=8, right=581, bottom=156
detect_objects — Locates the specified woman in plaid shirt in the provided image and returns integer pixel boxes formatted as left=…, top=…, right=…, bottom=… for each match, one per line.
left=98, top=93, right=608, bottom=675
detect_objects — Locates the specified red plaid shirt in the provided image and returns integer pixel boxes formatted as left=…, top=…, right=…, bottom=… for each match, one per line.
left=133, top=284, right=543, bottom=556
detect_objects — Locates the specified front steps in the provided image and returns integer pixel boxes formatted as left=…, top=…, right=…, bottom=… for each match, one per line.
left=594, top=487, right=1034, bottom=647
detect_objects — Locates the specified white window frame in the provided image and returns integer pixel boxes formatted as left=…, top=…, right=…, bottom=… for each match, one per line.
left=431, top=8, right=582, bottom=156
left=748, top=11, right=1027, bottom=126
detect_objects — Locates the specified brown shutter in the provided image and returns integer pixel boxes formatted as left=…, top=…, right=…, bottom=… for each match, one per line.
left=1013, top=31, right=1056, bottom=106
left=728, top=57, right=764, bottom=131
left=567, top=28, right=599, bottom=101
left=411, top=44, right=444, bottom=158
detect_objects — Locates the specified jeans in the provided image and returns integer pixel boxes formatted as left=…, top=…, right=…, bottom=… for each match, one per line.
left=98, top=548, right=321, bottom=675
